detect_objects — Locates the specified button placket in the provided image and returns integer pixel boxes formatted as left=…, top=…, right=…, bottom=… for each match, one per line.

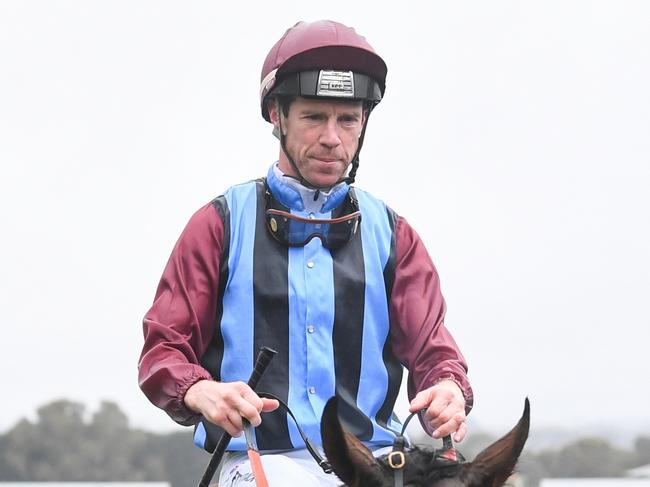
left=303, top=238, right=326, bottom=409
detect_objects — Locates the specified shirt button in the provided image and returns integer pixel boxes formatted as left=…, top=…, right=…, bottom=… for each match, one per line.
left=307, top=325, right=315, bottom=334
left=308, top=387, right=316, bottom=394
left=307, top=261, right=315, bottom=268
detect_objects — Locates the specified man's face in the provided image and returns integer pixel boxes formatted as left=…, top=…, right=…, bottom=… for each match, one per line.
left=270, top=97, right=365, bottom=188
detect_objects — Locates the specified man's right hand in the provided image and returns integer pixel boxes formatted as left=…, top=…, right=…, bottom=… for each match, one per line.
left=184, top=380, right=279, bottom=437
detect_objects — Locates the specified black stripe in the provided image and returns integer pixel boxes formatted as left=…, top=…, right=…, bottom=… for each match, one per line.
left=194, top=196, right=230, bottom=452
left=199, top=196, right=230, bottom=381
left=331, top=199, right=374, bottom=441
left=198, top=196, right=231, bottom=452
left=201, top=419, right=221, bottom=453
left=375, top=206, right=403, bottom=433
left=252, top=180, right=293, bottom=450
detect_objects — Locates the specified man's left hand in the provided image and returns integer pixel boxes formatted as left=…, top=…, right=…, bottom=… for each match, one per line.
left=409, top=379, right=467, bottom=442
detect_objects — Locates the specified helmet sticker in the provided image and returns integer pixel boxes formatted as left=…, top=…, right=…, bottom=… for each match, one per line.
left=316, top=70, right=354, bottom=98
left=260, top=68, right=278, bottom=98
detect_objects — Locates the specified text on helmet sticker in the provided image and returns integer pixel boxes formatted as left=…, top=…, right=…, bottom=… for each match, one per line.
left=316, top=70, right=354, bottom=98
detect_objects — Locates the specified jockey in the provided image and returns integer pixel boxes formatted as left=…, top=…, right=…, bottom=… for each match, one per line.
left=138, top=19, right=473, bottom=487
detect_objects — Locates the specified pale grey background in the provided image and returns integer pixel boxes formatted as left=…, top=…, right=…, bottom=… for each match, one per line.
left=1, top=1, right=648, bottom=440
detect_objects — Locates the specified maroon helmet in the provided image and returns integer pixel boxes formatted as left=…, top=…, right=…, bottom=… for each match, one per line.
left=260, top=20, right=388, bottom=122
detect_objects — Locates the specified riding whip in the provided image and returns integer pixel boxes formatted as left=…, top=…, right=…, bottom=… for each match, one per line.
left=197, top=346, right=277, bottom=487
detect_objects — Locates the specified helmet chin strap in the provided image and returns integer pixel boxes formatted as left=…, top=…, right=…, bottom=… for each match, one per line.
left=277, top=106, right=370, bottom=190
left=345, top=115, right=369, bottom=185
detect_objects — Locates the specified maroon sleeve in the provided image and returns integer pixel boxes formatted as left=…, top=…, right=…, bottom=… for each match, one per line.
left=138, top=202, right=224, bottom=426
left=389, top=216, right=474, bottom=418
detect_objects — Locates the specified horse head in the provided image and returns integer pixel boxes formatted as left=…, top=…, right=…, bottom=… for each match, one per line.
left=321, top=397, right=530, bottom=487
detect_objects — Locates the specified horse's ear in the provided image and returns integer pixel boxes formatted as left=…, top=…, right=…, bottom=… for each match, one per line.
left=463, top=398, right=530, bottom=487
left=321, top=397, right=382, bottom=486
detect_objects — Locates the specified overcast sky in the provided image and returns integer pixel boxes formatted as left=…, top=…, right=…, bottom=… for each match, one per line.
left=1, top=1, right=649, bottom=440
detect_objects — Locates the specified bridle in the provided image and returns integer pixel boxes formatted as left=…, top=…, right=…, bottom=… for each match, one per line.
left=387, top=410, right=466, bottom=487
left=244, top=394, right=465, bottom=487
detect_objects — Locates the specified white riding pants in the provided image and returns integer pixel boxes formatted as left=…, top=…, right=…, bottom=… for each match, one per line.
left=218, top=446, right=393, bottom=487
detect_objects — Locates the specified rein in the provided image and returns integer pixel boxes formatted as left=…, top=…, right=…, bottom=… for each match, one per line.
left=257, top=392, right=333, bottom=473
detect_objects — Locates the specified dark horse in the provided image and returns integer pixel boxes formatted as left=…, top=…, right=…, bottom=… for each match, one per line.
left=321, top=398, right=530, bottom=487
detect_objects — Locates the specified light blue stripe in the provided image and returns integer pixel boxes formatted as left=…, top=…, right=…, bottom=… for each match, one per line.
left=193, top=422, right=207, bottom=449
left=355, top=189, right=395, bottom=443
left=286, top=243, right=308, bottom=448
left=286, top=212, right=337, bottom=446
left=219, top=181, right=258, bottom=450
left=303, top=234, right=337, bottom=439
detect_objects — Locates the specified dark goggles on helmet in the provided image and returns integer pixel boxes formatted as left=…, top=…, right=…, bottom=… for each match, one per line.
left=265, top=188, right=361, bottom=249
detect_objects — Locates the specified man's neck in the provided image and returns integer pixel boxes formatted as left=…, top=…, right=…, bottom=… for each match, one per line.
left=272, top=164, right=345, bottom=213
